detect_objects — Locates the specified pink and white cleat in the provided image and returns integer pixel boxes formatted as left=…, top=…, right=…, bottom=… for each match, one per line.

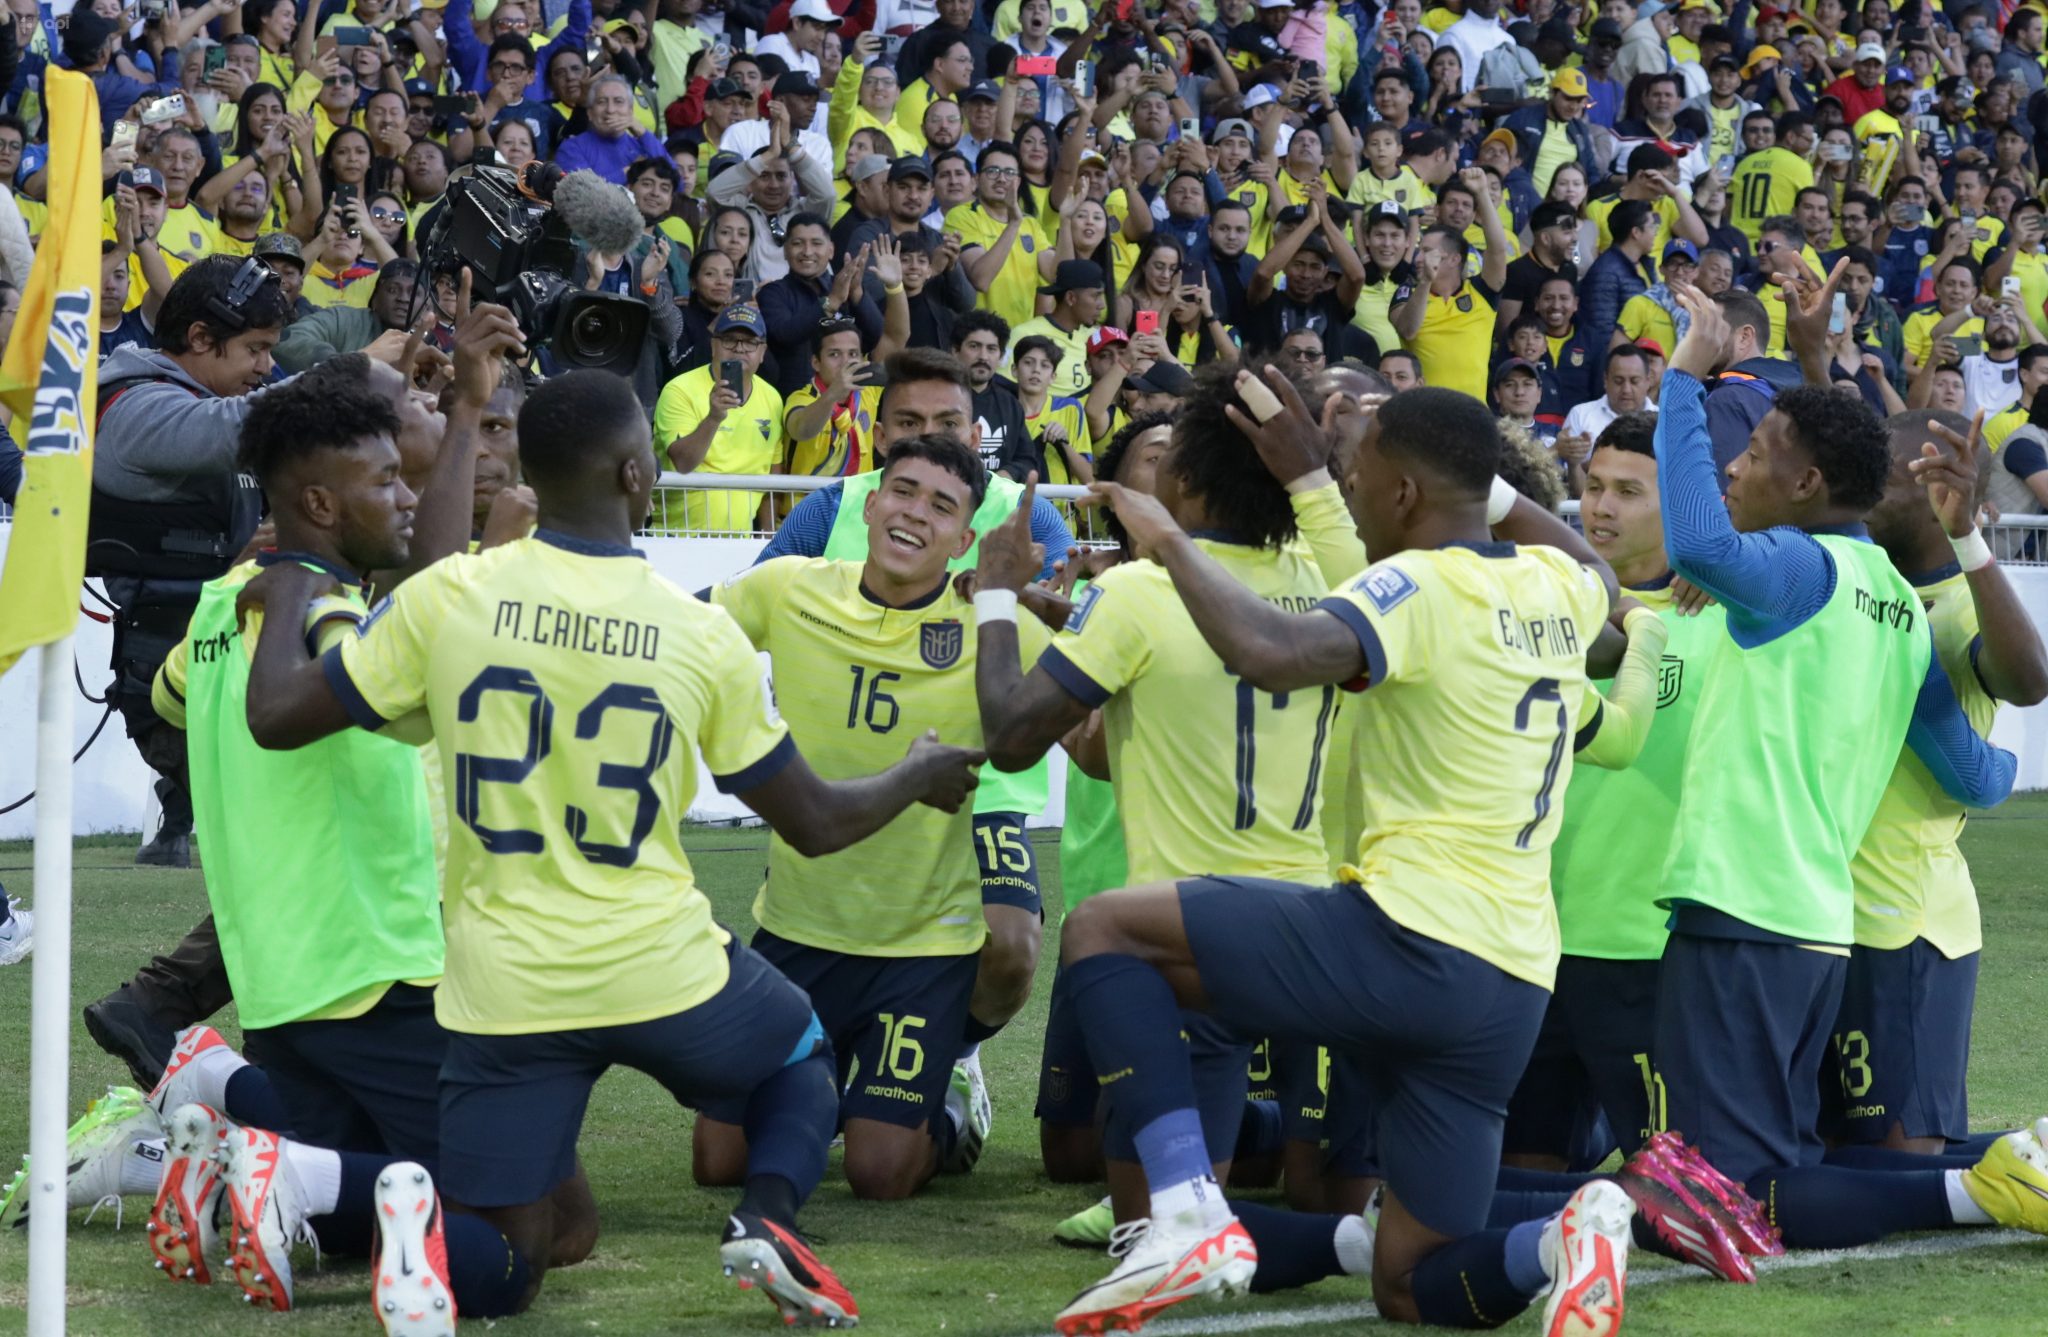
left=372, top=1161, right=458, bottom=1337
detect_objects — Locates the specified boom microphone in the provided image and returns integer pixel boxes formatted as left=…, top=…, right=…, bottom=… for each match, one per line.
left=550, top=169, right=648, bottom=258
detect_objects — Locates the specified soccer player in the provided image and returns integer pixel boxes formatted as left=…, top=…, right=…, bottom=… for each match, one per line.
left=1835, top=409, right=2048, bottom=1155
left=1651, top=278, right=2047, bottom=1252
left=235, top=369, right=986, bottom=1326
left=690, top=431, right=1052, bottom=1200
left=1505, top=412, right=1708, bottom=1176
left=983, top=376, right=1641, bottom=1336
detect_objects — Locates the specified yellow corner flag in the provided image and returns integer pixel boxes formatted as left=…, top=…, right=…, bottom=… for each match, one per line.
left=0, top=69, right=102, bottom=679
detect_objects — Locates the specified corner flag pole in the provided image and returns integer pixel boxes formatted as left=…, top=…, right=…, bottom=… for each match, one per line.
left=26, top=635, right=75, bottom=1334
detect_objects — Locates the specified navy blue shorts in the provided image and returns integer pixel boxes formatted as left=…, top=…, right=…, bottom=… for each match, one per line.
left=1505, top=955, right=1661, bottom=1165
left=437, top=940, right=826, bottom=1208
left=1178, top=877, right=1548, bottom=1238
left=1102, top=1010, right=1254, bottom=1166
left=241, top=983, right=446, bottom=1169
left=1320, top=1052, right=1380, bottom=1180
left=751, top=928, right=976, bottom=1132
left=975, top=811, right=1043, bottom=914
left=1035, top=962, right=1097, bottom=1128
left=1271, top=1038, right=1326, bottom=1143
left=1823, top=940, right=1978, bottom=1144
left=1653, top=931, right=1846, bottom=1184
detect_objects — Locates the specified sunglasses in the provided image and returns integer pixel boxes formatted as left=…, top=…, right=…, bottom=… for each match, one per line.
left=369, top=206, right=404, bottom=222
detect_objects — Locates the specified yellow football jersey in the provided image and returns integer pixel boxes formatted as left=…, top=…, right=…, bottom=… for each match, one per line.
left=1045, top=538, right=1339, bottom=886
left=1849, top=568, right=1998, bottom=958
left=1319, top=542, right=1610, bottom=990
left=946, top=200, right=1050, bottom=332
left=710, top=557, right=1049, bottom=957
left=329, top=532, right=792, bottom=1035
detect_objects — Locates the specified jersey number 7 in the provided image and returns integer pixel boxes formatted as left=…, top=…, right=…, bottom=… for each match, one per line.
left=1231, top=679, right=1338, bottom=833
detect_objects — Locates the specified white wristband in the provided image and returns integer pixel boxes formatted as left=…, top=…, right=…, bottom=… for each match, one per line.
left=1487, top=475, right=1518, bottom=526
left=1285, top=467, right=1334, bottom=495
left=1951, top=527, right=1994, bottom=573
left=973, top=589, right=1018, bottom=624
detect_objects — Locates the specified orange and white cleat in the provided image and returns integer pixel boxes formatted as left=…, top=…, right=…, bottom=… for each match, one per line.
left=1541, top=1180, right=1635, bottom=1337
left=372, top=1161, right=458, bottom=1337
left=146, top=1102, right=231, bottom=1285
left=1052, top=1211, right=1258, bottom=1335
left=220, top=1124, right=317, bottom=1311
left=146, top=1026, right=233, bottom=1121
left=720, top=1209, right=860, bottom=1328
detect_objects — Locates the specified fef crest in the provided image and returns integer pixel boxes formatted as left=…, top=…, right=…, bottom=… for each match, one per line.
left=921, top=620, right=964, bottom=669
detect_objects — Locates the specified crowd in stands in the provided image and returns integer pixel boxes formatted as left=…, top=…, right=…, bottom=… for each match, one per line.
left=2, top=0, right=2048, bottom=522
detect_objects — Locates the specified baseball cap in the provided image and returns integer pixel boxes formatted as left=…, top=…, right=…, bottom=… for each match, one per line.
left=706, top=150, right=744, bottom=181
left=963, top=79, right=1000, bottom=102
left=1741, top=43, right=1781, bottom=75
left=1087, top=326, right=1129, bottom=354
left=774, top=70, right=822, bottom=97
left=1365, top=199, right=1407, bottom=226
left=602, top=15, right=639, bottom=34
left=1637, top=0, right=1667, bottom=19
left=1482, top=127, right=1518, bottom=153
left=62, top=10, right=119, bottom=64
left=404, top=76, right=434, bottom=97
left=1662, top=238, right=1700, bottom=263
left=1492, top=357, right=1541, bottom=383
left=848, top=153, right=891, bottom=182
left=1040, top=258, right=1107, bottom=297
left=1211, top=117, right=1255, bottom=146
left=1129, top=362, right=1195, bottom=395
left=888, top=154, right=933, bottom=182
left=1709, top=52, right=1741, bottom=69
left=1255, top=0, right=1293, bottom=8
left=252, top=233, right=305, bottom=267
left=707, top=76, right=748, bottom=101
left=788, top=0, right=844, bottom=22
left=1854, top=40, right=1887, bottom=63
left=1756, top=3, right=1786, bottom=18
left=1635, top=337, right=1666, bottom=358
left=1588, top=17, right=1624, bottom=41
left=1243, top=83, right=1281, bottom=110
left=1551, top=66, right=1590, bottom=97
left=1887, top=63, right=1916, bottom=84
left=123, top=166, right=167, bottom=196
left=713, top=303, right=766, bottom=337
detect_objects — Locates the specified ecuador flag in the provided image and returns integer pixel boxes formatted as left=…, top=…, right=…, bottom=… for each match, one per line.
left=0, top=69, right=101, bottom=680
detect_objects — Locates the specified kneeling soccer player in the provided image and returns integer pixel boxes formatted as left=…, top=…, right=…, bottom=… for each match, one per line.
left=238, top=370, right=985, bottom=1328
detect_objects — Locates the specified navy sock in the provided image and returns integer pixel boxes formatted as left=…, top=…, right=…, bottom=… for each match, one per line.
left=1502, top=1218, right=1549, bottom=1292
left=1410, top=1228, right=1540, bottom=1329
left=1487, top=1188, right=1574, bottom=1229
left=963, top=1015, right=1003, bottom=1046
left=223, top=1066, right=292, bottom=1133
left=741, top=1053, right=837, bottom=1207
left=307, top=1149, right=394, bottom=1258
left=1495, top=1165, right=1596, bottom=1191
left=1067, top=954, right=1200, bottom=1136
left=1236, top=1099, right=1285, bottom=1162
left=1947, top=1130, right=2012, bottom=1158
left=442, top=1210, right=532, bottom=1318
left=738, top=1173, right=800, bottom=1228
left=1231, top=1201, right=1346, bottom=1293
left=1825, top=1144, right=1981, bottom=1171
left=1745, top=1165, right=1953, bottom=1249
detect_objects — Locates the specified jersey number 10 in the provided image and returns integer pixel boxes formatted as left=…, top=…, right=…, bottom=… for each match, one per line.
left=1231, top=680, right=1338, bottom=833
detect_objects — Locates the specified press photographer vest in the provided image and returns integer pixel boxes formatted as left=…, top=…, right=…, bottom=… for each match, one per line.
left=87, top=373, right=264, bottom=583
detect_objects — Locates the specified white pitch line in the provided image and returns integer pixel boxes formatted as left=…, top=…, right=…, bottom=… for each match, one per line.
left=1012, top=1229, right=2039, bottom=1337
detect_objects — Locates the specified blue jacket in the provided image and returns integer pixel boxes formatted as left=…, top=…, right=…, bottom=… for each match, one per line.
left=444, top=0, right=590, bottom=100
left=1704, top=355, right=1803, bottom=477
left=1498, top=106, right=1602, bottom=194
left=1579, top=246, right=1654, bottom=378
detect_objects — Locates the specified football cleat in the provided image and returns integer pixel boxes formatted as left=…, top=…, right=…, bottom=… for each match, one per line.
left=0, top=896, right=32, bottom=966
left=221, top=1123, right=319, bottom=1310
left=1054, top=1197, right=1116, bottom=1251
left=720, top=1209, right=860, bottom=1328
left=941, top=1051, right=992, bottom=1174
left=147, top=1103, right=231, bottom=1285
left=1053, top=1212, right=1257, bottom=1335
left=1958, top=1119, right=2048, bottom=1236
left=1659, top=1133, right=1782, bottom=1259
left=1541, top=1180, right=1634, bottom=1337
left=146, top=1026, right=231, bottom=1121
left=1, top=1086, right=161, bottom=1231
left=373, top=1162, right=458, bottom=1337
left=1611, top=1132, right=1764, bottom=1282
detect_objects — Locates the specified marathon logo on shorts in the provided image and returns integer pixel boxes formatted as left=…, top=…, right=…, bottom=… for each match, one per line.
left=921, top=619, right=964, bottom=668
left=1355, top=565, right=1418, bottom=614
left=1657, top=654, right=1684, bottom=708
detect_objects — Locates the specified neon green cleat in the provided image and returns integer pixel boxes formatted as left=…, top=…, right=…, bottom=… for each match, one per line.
left=1, top=1085, right=160, bottom=1231
left=1054, top=1197, right=1115, bottom=1250
left=941, top=1052, right=991, bottom=1174
left=1960, top=1119, right=2048, bottom=1236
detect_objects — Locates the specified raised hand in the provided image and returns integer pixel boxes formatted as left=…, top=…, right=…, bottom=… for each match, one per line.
left=871, top=232, right=903, bottom=288
left=449, top=272, right=529, bottom=408
left=1222, top=364, right=1332, bottom=486
left=1086, top=479, right=1183, bottom=560
left=1911, top=412, right=1987, bottom=538
left=1668, top=278, right=1732, bottom=380
left=976, top=473, right=1047, bottom=593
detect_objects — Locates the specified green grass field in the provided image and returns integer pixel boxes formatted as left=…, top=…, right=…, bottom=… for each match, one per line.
left=3, top=800, right=2048, bottom=1336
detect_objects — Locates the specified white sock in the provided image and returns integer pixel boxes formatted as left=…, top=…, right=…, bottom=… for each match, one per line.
left=281, top=1142, right=342, bottom=1217
left=1333, top=1213, right=1374, bottom=1276
left=1945, top=1169, right=1994, bottom=1225
left=181, top=1036, right=251, bottom=1112
left=121, top=1138, right=169, bottom=1194
left=1149, top=1174, right=1232, bottom=1230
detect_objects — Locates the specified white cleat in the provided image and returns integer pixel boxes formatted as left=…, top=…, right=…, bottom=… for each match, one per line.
left=372, top=1162, right=458, bottom=1337
left=941, top=1050, right=993, bottom=1174
left=221, top=1123, right=318, bottom=1311
left=146, top=1025, right=232, bottom=1121
left=147, top=1103, right=232, bottom=1285
left=1, top=1086, right=162, bottom=1231
left=1541, top=1180, right=1635, bottom=1337
left=0, top=898, right=33, bottom=966
left=1053, top=1211, right=1258, bottom=1335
